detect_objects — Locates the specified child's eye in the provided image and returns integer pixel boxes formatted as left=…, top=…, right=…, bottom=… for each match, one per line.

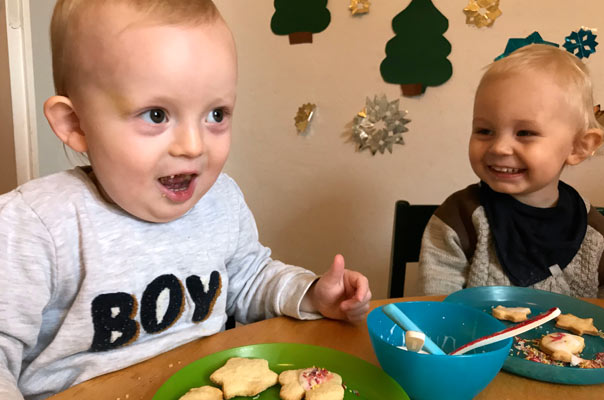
left=473, top=128, right=492, bottom=135
left=516, top=130, right=536, bottom=137
left=141, top=109, right=167, bottom=124
left=206, top=108, right=225, bottom=124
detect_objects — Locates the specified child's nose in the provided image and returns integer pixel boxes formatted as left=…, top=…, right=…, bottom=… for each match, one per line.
left=489, top=134, right=514, bottom=155
left=169, top=123, right=204, bottom=158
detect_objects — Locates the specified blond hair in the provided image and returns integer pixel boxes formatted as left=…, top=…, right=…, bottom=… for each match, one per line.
left=50, top=0, right=220, bottom=96
left=479, top=44, right=602, bottom=132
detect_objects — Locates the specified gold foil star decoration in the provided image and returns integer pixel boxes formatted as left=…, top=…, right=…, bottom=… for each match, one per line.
left=351, top=94, right=410, bottom=155
left=294, top=103, right=316, bottom=135
left=349, top=0, right=370, bottom=16
left=463, top=0, right=502, bottom=28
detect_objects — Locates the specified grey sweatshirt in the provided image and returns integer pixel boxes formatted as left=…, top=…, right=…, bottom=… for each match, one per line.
left=0, top=168, right=319, bottom=399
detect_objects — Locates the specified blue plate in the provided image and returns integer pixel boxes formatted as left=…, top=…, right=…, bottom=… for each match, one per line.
left=444, top=286, right=604, bottom=385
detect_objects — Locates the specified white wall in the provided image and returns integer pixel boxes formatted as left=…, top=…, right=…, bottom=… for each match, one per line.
left=29, top=0, right=72, bottom=176
left=26, top=1, right=604, bottom=299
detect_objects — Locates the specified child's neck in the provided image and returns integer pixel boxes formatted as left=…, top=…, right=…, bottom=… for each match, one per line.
left=86, top=167, right=117, bottom=206
left=511, top=188, right=559, bottom=208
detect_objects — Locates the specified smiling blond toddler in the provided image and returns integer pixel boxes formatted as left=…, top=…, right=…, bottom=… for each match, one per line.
left=418, top=44, right=604, bottom=298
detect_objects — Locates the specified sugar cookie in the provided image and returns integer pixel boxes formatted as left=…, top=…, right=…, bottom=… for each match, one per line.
left=555, top=313, right=599, bottom=336
left=279, top=367, right=344, bottom=400
left=210, top=357, right=278, bottom=399
left=279, top=369, right=306, bottom=400
left=539, top=332, right=585, bottom=363
left=178, top=385, right=223, bottom=400
left=492, top=305, right=531, bottom=322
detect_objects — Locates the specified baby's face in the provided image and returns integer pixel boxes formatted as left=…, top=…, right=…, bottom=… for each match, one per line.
left=469, top=70, right=581, bottom=207
left=69, top=4, right=237, bottom=222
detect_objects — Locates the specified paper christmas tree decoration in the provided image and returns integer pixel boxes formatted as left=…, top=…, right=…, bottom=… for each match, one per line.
left=380, top=0, right=452, bottom=96
left=271, top=0, right=331, bottom=45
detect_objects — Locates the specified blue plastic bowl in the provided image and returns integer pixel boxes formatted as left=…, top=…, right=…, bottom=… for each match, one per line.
left=367, top=302, right=512, bottom=400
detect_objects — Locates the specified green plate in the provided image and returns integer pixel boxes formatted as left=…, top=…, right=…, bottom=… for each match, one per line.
left=152, top=343, right=409, bottom=399
left=444, top=286, right=604, bottom=385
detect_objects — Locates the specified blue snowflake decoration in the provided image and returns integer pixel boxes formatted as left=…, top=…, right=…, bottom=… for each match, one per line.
left=563, top=28, right=598, bottom=59
left=495, top=31, right=558, bottom=61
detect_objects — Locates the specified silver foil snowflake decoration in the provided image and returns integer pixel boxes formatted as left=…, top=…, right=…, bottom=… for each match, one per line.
left=351, top=94, right=411, bottom=155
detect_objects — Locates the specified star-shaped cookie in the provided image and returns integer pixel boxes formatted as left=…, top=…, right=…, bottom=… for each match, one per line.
left=555, top=313, right=599, bottom=336
left=491, top=305, right=531, bottom=322
left=178, top=385, right=222, bottom=400
left=210, top=357, right=278, bottom=399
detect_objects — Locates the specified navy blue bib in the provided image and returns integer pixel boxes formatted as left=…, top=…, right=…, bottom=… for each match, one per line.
left=479, top=181, right=587, bottom=287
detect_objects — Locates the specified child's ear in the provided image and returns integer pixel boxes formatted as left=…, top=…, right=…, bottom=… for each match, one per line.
left=567, top=128, right=604, bottom=165
left=44, top=96, right=88, bottom=153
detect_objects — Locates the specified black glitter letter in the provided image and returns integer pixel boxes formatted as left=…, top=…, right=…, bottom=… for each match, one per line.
left=140, top=274, right=184, bottom=333
left=186, top=271, right=222, bottom=323
left=90, top=293, right=139, bottom=352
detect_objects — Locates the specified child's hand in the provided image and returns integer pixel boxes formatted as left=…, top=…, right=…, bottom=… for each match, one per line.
left=303, top=254, right=372, bottom=322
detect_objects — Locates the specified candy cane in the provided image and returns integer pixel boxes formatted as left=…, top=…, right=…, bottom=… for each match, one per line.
left=450, top=307, right=561, bottom=356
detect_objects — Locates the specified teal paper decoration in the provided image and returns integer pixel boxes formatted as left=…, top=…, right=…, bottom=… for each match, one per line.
left=563, top=28, right=598, bottom=59
left=494, top=31, right=559, bottom=61
left=380, top=0, right=452, bottom=97
left=271, top=0, right=331, bottom=45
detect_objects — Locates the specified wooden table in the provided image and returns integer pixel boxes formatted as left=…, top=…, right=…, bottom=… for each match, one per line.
left=49, top=295, right=604, bottom=400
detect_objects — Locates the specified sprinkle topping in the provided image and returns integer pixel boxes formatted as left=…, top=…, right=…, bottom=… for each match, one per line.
left=299, top=367, right=333, bottom=390
left=513, top=336, right=603, bottom=368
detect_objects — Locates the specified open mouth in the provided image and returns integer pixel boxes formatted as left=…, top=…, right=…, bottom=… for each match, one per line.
left=158, top=173, right=197, bottom=192
left=489, top=166, right=525, bottom=174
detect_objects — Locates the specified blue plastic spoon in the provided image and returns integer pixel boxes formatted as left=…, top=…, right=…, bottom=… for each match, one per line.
left=382, top=304, right=446, bottom=355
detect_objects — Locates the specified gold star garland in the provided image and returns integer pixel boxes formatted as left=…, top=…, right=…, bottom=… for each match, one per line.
left=463, top=0, right=502, bottom=28
left=349, top=0, right=370, bottom=16
left=294, top=103, right=316, bottom=135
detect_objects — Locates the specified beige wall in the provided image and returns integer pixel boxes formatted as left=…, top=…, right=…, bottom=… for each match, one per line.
left=216, top=0, right=604, bottom=298
left=21, top=1, right=604, bottom=299
left=0, top=0, right=18, bottom=194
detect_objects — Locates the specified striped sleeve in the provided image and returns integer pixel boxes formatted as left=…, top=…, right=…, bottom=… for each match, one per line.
left=418, top=184, right=481, bottom=295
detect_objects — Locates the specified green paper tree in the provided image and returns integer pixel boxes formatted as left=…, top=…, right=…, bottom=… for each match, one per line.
left=270, top=0, right=331, bottom=45
left=380, top=0, right=452, bottom=97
